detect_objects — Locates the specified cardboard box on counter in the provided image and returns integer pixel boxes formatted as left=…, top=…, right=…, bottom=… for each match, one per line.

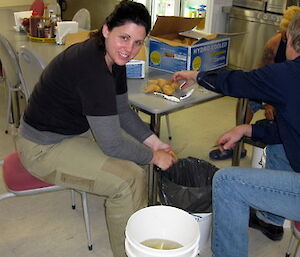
left=148, top=16, right=230, bottom=73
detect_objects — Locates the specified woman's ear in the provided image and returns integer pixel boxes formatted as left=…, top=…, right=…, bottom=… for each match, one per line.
left=102, top=24, right=109, bottom=39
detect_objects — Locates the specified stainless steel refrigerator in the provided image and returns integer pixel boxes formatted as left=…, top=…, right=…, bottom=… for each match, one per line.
left=225, top=0, right=300, bottom=71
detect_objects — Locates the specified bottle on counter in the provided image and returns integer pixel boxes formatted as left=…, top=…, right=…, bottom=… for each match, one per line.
left=30, top=0, right=44, bottom=17
left=196, top=5, right=206, bottom=30
left=29, top=11, right=40, bottom=37
left=52, top=14, right=61, bottom=38
left=50, top=12, right=57, bottom=37
left=37, top=18, right=45, bottom=38
left=43, top=6, right=52, bottom=38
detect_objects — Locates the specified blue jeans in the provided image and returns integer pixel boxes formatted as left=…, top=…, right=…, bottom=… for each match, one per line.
left=212, top=145, right=300, bottom=257
left=256, top=144, right=294, bottom=225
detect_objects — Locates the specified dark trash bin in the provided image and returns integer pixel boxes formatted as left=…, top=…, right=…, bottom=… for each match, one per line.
left=158, top=157, right=219, bottom=213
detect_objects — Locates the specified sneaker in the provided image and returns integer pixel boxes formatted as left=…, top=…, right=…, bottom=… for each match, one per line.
left=209, top=149, right=247, bottom=161
left=249, top=209, right=283, bottom=241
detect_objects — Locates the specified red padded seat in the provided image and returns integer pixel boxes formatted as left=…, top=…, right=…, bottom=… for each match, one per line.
left=3, top=152, right=53, bottom=191
left=295, top=221, right=300, bottom=232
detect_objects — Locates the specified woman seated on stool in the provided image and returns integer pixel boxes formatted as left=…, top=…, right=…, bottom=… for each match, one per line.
left=16, top=1, right=176, bottom=256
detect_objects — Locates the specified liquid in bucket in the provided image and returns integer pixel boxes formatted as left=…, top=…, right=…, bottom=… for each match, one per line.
left=141, top=238, right=183, bottom=250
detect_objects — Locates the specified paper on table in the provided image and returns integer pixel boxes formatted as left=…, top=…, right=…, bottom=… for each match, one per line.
left=14, top=11, right=32, bottom=31
left=56, top=21, right=79, bottom=45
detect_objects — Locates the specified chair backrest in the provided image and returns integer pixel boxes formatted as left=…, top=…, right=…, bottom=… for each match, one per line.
left=0, top=34, right=28, bottom=100
left=72, top=8, right=91, bottom=30
left=18, top=45, right=46, bottom=98
left=48, top=2, right=61, bottom=16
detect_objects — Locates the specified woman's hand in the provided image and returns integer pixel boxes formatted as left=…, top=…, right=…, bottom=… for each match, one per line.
left=150, top=150, right=176, bottom=170
left=144, top=134, right=177, bottom=170
left=217, top=124, right=252, bottom=151
left=171, top=70, right=198, bottom=89
left=143, top=134, right=172, bottom=152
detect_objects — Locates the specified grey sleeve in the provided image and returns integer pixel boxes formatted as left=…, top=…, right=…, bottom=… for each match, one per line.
left=87, top=115, right=153, bottom=164
left=116, top=93, right=153, bottom=142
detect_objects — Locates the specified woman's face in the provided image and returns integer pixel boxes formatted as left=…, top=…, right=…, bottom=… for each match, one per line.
left=102, top=22, right=146, bottom=68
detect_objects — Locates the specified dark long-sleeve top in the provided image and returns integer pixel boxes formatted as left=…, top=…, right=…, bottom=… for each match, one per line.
left=21, top=38, right=153, bottom=164
left=197, top=56, right=300, bottom=172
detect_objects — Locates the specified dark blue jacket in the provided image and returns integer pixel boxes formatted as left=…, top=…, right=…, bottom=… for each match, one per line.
left=197, top=56, right=300, bottom=172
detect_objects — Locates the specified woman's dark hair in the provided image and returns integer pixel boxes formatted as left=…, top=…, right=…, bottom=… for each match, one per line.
left=90, top=0, right=151, bottom=47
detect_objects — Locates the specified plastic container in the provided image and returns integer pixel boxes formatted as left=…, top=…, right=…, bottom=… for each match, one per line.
left=192, top=213, right=212, bottom=252
left=125, top=205, right=200, bottom=257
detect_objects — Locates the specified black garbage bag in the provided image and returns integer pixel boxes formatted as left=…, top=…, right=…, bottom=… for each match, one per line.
left=158, top=157, right=219, bottom=213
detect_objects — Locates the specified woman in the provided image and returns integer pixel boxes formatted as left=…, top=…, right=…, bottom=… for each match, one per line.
left=17, top=1, right=176, bottom=256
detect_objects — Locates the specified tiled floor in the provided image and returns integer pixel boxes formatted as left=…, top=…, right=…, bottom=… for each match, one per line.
left=0, top=80, right=294, bottom=257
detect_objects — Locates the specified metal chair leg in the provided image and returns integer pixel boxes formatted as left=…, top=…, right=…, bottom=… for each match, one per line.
left=295, top=240, right=300, bottom=257
left=81, top=192, right=93, bottom=251
left=285, top=233, right=296, bottom=257
left=71, top=189, right=76, bottom=209
left=165, top=114, right=172, bottom=140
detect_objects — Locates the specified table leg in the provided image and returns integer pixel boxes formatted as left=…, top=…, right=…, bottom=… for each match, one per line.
left=150, top=114, right=161, bottom=137
left=148, top=114, right=162, bottom=205
left=232, top=98, right=248, bottom=166
left=147, top=164, right=155, bottom=206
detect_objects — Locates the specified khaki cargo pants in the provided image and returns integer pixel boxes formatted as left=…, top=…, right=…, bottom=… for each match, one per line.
left=16, top=132, right=148, bottom=257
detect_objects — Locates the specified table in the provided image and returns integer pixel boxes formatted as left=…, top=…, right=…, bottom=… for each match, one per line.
left=127, top=69, right=223, bottom=205
left=0, top=8, right=67, bottom=60
left=127, top=69, right=222, bottom=136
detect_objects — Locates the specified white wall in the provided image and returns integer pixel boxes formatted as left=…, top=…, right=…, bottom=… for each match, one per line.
left=205, top=0, right=233, bottom=33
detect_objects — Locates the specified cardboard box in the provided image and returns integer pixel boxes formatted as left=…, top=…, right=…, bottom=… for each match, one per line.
left=126, top=59, right=145, bottom=78
left=148, top=16, right=230, bottom=73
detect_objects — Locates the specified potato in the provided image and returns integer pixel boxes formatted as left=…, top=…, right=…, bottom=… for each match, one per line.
left=162, top=84, right=174, bottom=95
left=170, top=81, right=180, bottom=90
left=156, top=78, right=169, bottom=87
left=144, top=83, right=161, bottom=93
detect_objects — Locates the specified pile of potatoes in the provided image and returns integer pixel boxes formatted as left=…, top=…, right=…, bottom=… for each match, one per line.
left=144, top=78, right=180, bottom=95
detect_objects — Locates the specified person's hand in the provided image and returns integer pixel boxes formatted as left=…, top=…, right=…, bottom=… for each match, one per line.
left=143, top=134, right=172, bottom=152
left=264, top=104, right=276, bottom=120
left=171, top=70, right=198, bottom=90
left=216, top=124, right=252, bottom=151
left=150, top=150, right=176, bottom=170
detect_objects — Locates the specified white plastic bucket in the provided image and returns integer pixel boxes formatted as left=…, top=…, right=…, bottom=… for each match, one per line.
left=125, top=205, right=200, bottom=257
left=192, top=213, right=212, bottom=252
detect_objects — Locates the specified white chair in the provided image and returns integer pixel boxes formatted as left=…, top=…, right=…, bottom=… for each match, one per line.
left=48, top=2, right=61, bottom=16
left=72, top=8, right=91, bottom=30
left=0, top=33, right=28, bottom=133
left=18, top=45, right=45, bottom=96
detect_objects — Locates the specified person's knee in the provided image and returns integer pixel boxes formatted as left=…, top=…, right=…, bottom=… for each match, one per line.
left=213, top=167, right=246, bottom=194
left=213, top=167, right=236, bottom=183
left=113, top=163, right=146, bottom=200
